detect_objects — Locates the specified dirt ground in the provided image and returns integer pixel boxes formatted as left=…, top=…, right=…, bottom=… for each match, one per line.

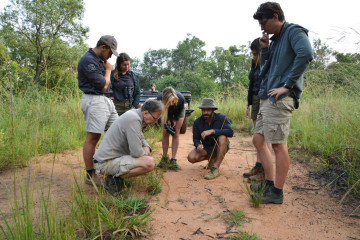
left=0, top=127, right=359, bottom=240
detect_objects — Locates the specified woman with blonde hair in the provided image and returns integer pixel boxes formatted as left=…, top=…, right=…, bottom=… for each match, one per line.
left=157, top=87, right=185, bottom=168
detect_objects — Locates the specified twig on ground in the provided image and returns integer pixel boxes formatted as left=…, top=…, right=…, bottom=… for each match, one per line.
left=340, top=179, right=360, bottom=204
left=192, top=227, right=204, bottom=235
left=171, top=217, right=181, bottom=224
left=292, top=197, right=298, bottom=206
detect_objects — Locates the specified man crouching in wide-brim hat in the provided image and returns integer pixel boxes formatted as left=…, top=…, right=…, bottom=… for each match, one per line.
left=187, top=98, right=233, bottom=179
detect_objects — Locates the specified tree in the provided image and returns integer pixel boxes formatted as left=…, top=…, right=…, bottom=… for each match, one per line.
left=140, top=49, right=172, bottom=89
left=208, top=45, right=250, bottom=90
left=308, top=38, right=332, bottom=70
left=0, top=0, right=88, bottom=85
left=171, top=34, right=207, bottom=74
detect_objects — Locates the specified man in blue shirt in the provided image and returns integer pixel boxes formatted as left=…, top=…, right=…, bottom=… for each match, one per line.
left=187, top=98, right=233, bottom=179
left=78, top=35, right=119, bottom=186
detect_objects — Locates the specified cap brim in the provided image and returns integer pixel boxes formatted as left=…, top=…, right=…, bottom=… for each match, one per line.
left=111, top=48, right=119, bottom=57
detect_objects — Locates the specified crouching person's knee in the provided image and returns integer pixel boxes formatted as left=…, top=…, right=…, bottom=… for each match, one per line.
left=187, top=151, right=197, bottom=164
left=217, top=135, right=227, bottom=145
left=144, top=156, right=155, bottom=172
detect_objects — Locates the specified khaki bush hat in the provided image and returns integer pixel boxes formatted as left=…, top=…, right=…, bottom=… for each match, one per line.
left=197, top=98, right=218, bottom=110
left=99, top=35, right=118, bottom=56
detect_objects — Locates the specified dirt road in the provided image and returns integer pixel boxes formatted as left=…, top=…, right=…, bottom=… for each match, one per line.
left=0, top=127, right=359, bottom=240
left=147, top=128, right=360, bottom=240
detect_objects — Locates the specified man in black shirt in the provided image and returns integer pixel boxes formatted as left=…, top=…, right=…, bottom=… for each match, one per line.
left=187, top=98, right=233, bottom=179
left=78, top=35, right=119, bottom=186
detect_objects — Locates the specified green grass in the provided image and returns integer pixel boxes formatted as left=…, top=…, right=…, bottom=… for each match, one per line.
left=1, top=170, right=154, bottom=239
left=226, top=210, right=246, bottom=227
left=228, top=231, right=261, bottom=240
left=0, top=88, right=84, bottom=170
left=224, top=210, right=261, bottom=240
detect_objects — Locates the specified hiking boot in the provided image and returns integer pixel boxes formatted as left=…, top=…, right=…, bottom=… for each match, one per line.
left=104, top=175, right=122, bottom=196
left=169, top=158, right=179, bottom=169
left=204, top=166, right=220, bottom=180
left=85, top=173, right=102, bottom=187
left=247, top=170, right=265, bottom=183
left=243, top=163, right=263, bottom=178
left=261, top=186, right=283, bottom=204
left=250, top=181, right=270, bottom=193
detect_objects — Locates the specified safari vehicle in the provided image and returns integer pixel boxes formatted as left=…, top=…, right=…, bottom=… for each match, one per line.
left=139, top=90, right=194, bottom=134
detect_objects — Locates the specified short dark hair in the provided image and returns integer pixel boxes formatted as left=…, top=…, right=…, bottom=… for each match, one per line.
left=96, top=39, right=110, bottom=49
left=253, top=2, right=285, bottom=21
left=141, top=99, right=164, bottom=113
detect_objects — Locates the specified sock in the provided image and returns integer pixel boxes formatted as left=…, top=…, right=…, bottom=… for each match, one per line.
left=265, top=179, right=274, bottom=187
left=272, top=186, right=283, bottom=194
left=86, top=169, right=95, bottom=179
left=255, top=162, right=263, bottom=168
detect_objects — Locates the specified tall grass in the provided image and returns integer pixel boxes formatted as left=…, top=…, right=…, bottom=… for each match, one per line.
left=189, top=82, right=359, bottom=195
left=1, top=170, right=154, bottom=239
left=0, top=87, right=85, bottom=170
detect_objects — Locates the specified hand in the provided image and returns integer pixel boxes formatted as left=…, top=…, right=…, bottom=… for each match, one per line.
left=268, top=87, right=289, bottom=100
left=104, top=61, right=112, bottom=71
left=196, top=144, right=204, bottom=152
left=201, top=130, right=214, bottom=139
left=143, top=146, right=151, bottom=156
left=245, top=106, right=250, bottom=119
left=260, top=32, right=269, bottom=48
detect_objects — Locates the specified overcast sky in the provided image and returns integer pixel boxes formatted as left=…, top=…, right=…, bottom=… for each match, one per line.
left=1, top=0, right=360, bottom=64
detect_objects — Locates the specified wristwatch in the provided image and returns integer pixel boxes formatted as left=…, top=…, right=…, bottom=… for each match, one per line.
left=283, top=84, right=291, bottom=90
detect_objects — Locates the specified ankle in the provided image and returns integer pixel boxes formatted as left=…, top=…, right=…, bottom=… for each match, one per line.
left=265, top=179, right=274, bottom=186
left=272, top=186, right=283, bottom=194
left=86, top=169, right=95, bottom=179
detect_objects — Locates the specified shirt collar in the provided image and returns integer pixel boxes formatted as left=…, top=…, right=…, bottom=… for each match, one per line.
left=270, top=22, right=287, bottom=41
left=89, top=48, right=103, bottom=62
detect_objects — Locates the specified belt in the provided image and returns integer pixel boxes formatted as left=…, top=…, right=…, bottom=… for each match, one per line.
left=85, top=93, right=112, bottom=98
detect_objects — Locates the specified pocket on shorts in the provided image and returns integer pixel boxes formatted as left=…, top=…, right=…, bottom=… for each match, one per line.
left=267, top=122, right=288, bottom=142
left=276, top=97, right=295, bottom=113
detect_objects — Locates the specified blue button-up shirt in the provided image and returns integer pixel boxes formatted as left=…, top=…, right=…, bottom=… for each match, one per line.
left=193, top=112, right=233, bottom=147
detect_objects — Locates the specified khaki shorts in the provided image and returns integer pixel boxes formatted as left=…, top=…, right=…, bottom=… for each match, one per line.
left=250, top=95, right=260, bottom=120
left=94, top=155, right=137, bottom=177
left=81, top=94, right=118, bottom=134
left=254, top=96, right=295, bottom=144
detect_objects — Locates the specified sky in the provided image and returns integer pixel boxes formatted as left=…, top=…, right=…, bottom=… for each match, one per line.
left=1, top=0, right=360, bottom=64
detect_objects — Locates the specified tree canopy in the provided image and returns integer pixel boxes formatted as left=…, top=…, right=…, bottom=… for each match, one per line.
left=0, top=0, right=88, bottom=88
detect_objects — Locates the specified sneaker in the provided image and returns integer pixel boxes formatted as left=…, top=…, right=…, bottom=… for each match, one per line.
left=204, top=166, right=220, bottom=180
left=261, top=186, right=283, bottom=204
left=204, top=156, right=216, bottom=169
left=247, top=171, right=265, bottom=183
left=243, top=164, right=263, bottom=178
left=169, top=158, right=179, bottom=169
left=250, top=181, right=269, bottom=193
left=104, top=175, right=122, bottom=195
